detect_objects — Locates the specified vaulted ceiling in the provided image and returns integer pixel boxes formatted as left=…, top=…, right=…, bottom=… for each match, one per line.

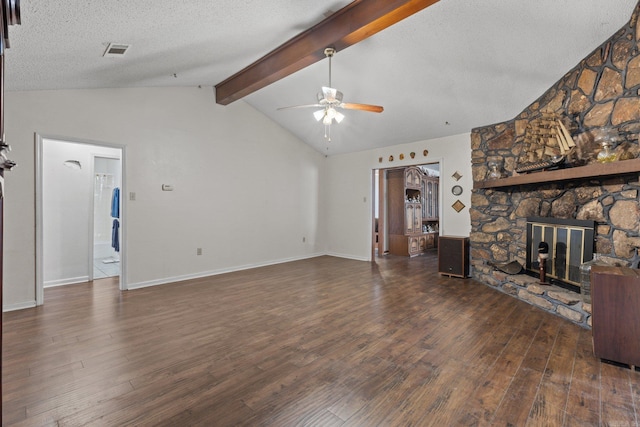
left=4, top=0, right=638, bottom=155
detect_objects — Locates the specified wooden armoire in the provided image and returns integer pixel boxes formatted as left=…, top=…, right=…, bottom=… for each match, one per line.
left=387, top=166, right=438, bottom=256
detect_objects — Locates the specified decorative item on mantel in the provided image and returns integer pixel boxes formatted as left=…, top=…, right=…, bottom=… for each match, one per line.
left=597, top=139, right=616, bottom=163
left=590, top=127, right=640, bottom=164
left=514, top=111, right=576, bottom=174
left=486, top=156, right=505, bottom=179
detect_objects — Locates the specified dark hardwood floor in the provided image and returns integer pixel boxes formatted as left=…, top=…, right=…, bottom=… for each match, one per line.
left=2, top=253, right=639, bottom=426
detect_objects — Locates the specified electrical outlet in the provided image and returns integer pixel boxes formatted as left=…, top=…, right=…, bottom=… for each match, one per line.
left=302, top=237, right=306, bottom=243
left=129, top=192, right=136, bottom=201
left=196, top=248, right=202, bottom=255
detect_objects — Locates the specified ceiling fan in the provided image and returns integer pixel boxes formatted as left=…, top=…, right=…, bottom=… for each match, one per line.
left=278, top=47, right=384, bottom=141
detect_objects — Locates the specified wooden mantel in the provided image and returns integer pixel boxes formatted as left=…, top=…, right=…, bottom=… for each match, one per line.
left=473, top=158, right=640, bottom=189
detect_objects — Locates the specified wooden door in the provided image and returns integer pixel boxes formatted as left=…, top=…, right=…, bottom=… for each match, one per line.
left=1, top=5, right=22, bottom=411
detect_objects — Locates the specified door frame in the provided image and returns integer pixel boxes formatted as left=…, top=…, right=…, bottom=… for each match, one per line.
left=35, top=133, right=127, bottom=305
left=372, top=160, right=443, bottom=261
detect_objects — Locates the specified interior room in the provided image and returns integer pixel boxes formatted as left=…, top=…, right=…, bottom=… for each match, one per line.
left=1, top=1, right=639, bottom=425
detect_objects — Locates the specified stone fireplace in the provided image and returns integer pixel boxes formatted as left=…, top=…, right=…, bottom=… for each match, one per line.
left=469, top=2, right=640, bottom=328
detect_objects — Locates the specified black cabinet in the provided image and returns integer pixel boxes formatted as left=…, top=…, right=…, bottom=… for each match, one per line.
left=438, top=236, right=469, bottom=278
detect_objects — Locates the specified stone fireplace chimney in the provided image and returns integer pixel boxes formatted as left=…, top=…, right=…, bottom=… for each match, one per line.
left=469, top=1, right=640, bottom=328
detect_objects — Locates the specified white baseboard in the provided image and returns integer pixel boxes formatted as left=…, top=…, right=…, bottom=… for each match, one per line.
left=325, top=251, right=370, bottom=262
left=126, top=252, right=326, bottom=290
left=3, top=300, right=37, bottom=312
left=44, top=276, right=90, bottom=288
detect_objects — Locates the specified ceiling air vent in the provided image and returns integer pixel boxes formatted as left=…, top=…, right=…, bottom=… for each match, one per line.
left=103, top=43, right=130, bottom=57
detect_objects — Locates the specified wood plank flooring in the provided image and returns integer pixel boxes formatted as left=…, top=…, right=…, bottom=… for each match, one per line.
left=2, top=253, right=639, bottom=426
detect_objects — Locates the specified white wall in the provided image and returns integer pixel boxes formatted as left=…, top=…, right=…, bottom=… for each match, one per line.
left=3, top=86, right=473, bottom=310
left=324, top=133, right=473, bottom=261
left=3, top=87, right=326, bottom=309
left=42, top=139, right=121, bottom=286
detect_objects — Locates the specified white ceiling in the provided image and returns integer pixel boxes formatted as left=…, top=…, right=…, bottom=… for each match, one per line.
left=4, top=0, right=638, bottom=155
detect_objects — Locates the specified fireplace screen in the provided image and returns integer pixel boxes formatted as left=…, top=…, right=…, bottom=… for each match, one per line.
left=526, top=217, right=595, bottom=288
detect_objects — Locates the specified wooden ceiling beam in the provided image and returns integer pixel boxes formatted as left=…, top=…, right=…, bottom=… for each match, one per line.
left=214, top=0, right=439, bottom=105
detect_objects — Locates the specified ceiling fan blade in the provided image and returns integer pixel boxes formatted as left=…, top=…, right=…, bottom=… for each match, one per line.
left=277, top=103, right=323, bottom=110
left=341, top=103, right=384, bottom=113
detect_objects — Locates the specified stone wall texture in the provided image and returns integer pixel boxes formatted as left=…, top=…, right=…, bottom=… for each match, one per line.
left=470, top=1, right=640, bottom=327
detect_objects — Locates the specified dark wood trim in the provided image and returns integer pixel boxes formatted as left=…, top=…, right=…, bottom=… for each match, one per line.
left=214, top=0, right=439, bottom=105
left=377, top=168, right=385, bottom=257
left=0, top=194, right=3, bottom=419
left=1, top=5, right=6, bottom=418
left=0, top=1, right=20, bottom=415
left=473, top=158, right=640, bottom=189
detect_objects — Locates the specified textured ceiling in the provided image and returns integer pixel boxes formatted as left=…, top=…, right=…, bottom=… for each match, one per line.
left=4, top=0, right=638, bottom=155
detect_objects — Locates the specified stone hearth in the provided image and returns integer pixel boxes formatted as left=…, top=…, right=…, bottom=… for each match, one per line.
left=474, top=265, right=592, bottom=328
left=469, top=1, right=640, bottom=328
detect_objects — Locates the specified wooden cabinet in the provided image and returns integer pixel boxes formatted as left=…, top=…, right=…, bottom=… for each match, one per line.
left=438, top=236, right=469, bottom=278
left=387, top=167, right=437, bottom=256
left=590, top=265, right=640, bottom=368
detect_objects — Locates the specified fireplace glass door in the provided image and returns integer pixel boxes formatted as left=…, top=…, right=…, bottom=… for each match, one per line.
left=526, top=217, right=595, bottom=289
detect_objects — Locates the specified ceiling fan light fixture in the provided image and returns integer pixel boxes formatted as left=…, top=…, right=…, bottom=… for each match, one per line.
left=277, top=46, right=382, bottom=140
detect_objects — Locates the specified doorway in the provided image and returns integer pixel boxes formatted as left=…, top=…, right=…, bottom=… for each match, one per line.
left=35, top=135, right=126, bottom=305
left=92, top=156, right=121, bottom=279
left=372, top=162, right=441, bottom=261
